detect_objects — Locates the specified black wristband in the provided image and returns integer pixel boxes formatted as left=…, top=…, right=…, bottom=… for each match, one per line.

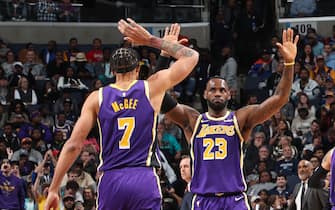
left=160, top=93, right=177, bottom=114
left=308, top=166, right=329, bottom=188
left=155, top=56, right=170, bottom=72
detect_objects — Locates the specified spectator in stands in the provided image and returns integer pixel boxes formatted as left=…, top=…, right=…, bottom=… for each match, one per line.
left=53, top=112, right=72, bottom=141
left=0, top=158, right=26, bottom=210
left=6, top=0, right=27, bottom=21
left=1, top=50, right=16, bottom=79
left=257, top=145, right=276, bottom=173
left=290, top=0, right=316, bottom=17
left=57, top=66, right=88, bottom=105
left=1, top=122, right=20, bottom=151
left=0, top=40, right=10, bottom=64
left=32, top=151, right=54, bottom=187
left=40, top=40, right=57, bottom=65
left=294, top=92, right=316, bottom=118
left=39, top=105, right=55, bottom=128
left=8, top=62, right=35, bottom=88
left=0, top=104, right=7, bottom=130
left=18, top=42, right=34, bottom=63
left=11, top=137, right=42, bottom=170
left=322, top=89, right=335, bottom=111
left=46, top=51, right=67, bottom=82
left=299, top=43, right=316, bottom=71
left=267, top=59, right=284, bottom=96
left=93, top=47, right=113, bottom=84
left=61, top=159, right=96, bottom=193
left=247, top=170, right=276, bottom=197
left=291, top=68, right=320, bottom=106
left=40, top=80, right=60, bottom=107
left=219, top=45, right=238, bottom=90
left=37, top=0, right=59, bottom=22
left=86, top=38, right=103, bottom=63
left=58, top=0, right=76, bottom=22
left=18, top=110, right=53, bottom=144
left=82, top=186, right=96, bottom=210
left=302, top=134, right=324, bottom=157
left=62, top=97, right=78, bottom=125
left=72, top=52, right=94, bottom=80
left=62, top=192, right=76, bottom=210
left=291, top=103, right=316, bottom=139
left=311, top=55, right=335, bottom=89
left=269, top=174, right=292, bottom=200
left=23, top=49, right=45, bottom=80
left=244, top=48, right=274, bottom=102
left=79, top=148, right=96, bottom=179
left=157, top=122, right=182, bottom=165
left=51, top=130, right=65, bottom=151
left=275, top=145, right=298, bottom=176
left=306, top=31, right=324, bottom=57
left=212, top=7, right=234, bottom=54
left=63, top=37, right=79, bottom=62
left=0, top=67, right=9, bottom=105
left=310, top=156, right=320, bottom=170
left=245, top=131, right=267, bottom=174
left=273, top=135, right=298, bottom=160
left=7, top=100, right=29, bottom=129
left=178, top=155, right=192, bottom=210
left=234, top=0, right=262, bottom=74
left=323, top=43, right=332, bottom=62
left=293, top=61, right=303, bottom=82
left=302, top=119, right=321, bottom=145
left=14, top=76, right=38, bottom=106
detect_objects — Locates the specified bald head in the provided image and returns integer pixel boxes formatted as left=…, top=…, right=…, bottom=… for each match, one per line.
left=298, top=160, right=313, bottom=181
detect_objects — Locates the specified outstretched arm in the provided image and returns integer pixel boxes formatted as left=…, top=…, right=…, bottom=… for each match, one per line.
left=118, top=19, right=199, bottom=100
left=44, top=91, right=99, bottom=210
left=236, top=28, right=299, bottom=141
left=309, top=148, right=333, bottom=188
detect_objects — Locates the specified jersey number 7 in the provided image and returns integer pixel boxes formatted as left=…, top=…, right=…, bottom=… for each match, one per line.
left=117, top=117, right=135, bottom=149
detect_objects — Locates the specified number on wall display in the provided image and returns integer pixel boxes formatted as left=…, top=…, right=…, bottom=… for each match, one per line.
left=203, top=138, right=227, bottom=160
left=118, top=117, right=135, bottom=149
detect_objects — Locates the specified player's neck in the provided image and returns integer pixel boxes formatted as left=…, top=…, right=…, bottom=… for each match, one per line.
left=115, top=72, right=138, bottom=88
left=207, top=108, right=228, bottom=118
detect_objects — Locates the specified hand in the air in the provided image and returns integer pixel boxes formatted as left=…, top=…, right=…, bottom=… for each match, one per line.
left=161, top=23, right=188, bottom=56
left=276, top=28, right=299, bottom=63
left=118, top=18, right=152, bottom=46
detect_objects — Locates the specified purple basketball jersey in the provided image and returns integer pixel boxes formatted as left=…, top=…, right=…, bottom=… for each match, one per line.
left=97, top=80, right=159, bottom=171
left=330, top=149, right=335, bottom=206
left=190, top=111, right=247, bottom=194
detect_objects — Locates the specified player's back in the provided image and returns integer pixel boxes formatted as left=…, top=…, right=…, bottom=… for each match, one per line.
left=190, top=111, right=247, bottom=194
left=97, top=80, right=158, bottom=171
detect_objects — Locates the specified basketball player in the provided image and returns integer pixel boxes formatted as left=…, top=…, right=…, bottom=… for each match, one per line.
left=44, top=19, right=199, bottom=210
left=160, top=28, right=298, bottom=209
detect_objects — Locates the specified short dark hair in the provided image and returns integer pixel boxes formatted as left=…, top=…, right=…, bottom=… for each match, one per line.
left=111, top=48, right=139, bottom=73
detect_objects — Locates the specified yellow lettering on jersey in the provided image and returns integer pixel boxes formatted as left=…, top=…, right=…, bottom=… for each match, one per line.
left=111, top=98, right=139, bottom=112
left=111, top=102, right=120, bottom=112
left=196, top=124, right=235, bottom=138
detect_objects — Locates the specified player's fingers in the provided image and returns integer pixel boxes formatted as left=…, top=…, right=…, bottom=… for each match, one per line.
left=170, top=23, right=177, bottom=35
left=282, top=29, right=287, bottom=43
left=287, top=28, right=293, bottom=42
left=179, top=38, right=188, bottom=45
left=276, top=42, right=283, bottom=51
left=294, top=35, right=300, bottom=45
left=164, top=26, right=169, bottom=37
left=175, top=23, right=180, bottom=36
left=126, top=18, right=137, bottom=27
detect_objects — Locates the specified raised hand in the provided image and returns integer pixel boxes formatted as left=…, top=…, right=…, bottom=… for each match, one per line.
left=276, top=28, right=299, bottom=63
left=118, top=18, right=152, bottom=46
left=161, top=23, right=188, bottom=56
